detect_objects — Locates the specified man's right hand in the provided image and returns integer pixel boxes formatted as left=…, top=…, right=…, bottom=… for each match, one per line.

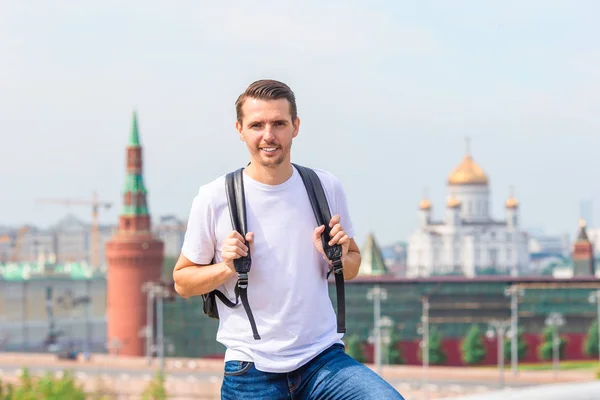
left=221, top=231, right=254, bottom=270
left=173, top=231, right=255, bottom=298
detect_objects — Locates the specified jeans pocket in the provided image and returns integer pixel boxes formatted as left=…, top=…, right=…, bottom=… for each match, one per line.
left=224, top=360, right=253, bottom=376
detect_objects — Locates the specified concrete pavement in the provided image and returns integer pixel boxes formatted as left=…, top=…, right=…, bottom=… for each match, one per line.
left=0, top=352, right=597, bottom=399
left=444, top=380, right=600, bottom=400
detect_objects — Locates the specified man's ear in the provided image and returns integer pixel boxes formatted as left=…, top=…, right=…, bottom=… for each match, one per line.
left=236, top=121, right=245, bottom=141
left=292, top=117, right=300, bottom=139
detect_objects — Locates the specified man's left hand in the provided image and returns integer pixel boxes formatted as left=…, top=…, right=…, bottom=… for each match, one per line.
left=313, top=214, right=350, bottom=265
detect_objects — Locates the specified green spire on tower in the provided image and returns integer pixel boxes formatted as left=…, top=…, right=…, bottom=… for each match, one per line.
left=129, top=110, right=141, bottom=147
left=122, top=111, right=149, bottom=216
left=358, top=232, right=390, bottom=276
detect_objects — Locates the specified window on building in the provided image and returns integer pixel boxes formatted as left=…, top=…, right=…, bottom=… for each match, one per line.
left=489, top=249, right=498, bottom=267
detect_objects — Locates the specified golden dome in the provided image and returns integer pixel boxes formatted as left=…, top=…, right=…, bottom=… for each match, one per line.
left=505, top=196, right=519, bottom=209
left=447, top=196, right=461, bottom=208
left=447, top=153, right=489, bottom=186
left=505, top=186, right=519, bottom=209
left=419, top=198, right=432, bottom=210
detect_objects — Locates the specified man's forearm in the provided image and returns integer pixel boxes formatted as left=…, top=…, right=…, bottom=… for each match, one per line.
left=173, top=261, right=236, bottom=298
left=342, top=250, right=361, bottom=280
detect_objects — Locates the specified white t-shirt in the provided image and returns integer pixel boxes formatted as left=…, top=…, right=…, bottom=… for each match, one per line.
left=181, top=165, right=355, bottom=373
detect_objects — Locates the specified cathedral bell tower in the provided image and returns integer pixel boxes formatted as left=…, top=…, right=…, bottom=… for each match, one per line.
left=447, top=138, right=490, bottom=223
left=418, top=192, right=432, bottom=227
left=505, top=188, right=519, bottom=229
left=105, top=112, right=164, bottom=356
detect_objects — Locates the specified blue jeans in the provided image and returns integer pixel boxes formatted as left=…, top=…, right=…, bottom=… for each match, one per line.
left=221, top=343, right=405, bottom=399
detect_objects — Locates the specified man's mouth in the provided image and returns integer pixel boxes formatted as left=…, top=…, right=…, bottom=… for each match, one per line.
left=261, top=147, right=278, bottom=153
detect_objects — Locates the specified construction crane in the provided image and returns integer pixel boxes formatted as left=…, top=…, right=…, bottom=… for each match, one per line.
left=36, top=192, right=112, bottom=269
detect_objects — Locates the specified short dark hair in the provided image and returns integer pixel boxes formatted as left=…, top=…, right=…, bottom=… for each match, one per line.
left=235, top=79, right=297, bottom=124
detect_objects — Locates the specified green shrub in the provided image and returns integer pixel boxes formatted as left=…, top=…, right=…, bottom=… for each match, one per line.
left=344, top=334, right=367, bottom=363
left=461, top=325, right=487, bottom=365
left=0, top=367, right=86, bottom=400
left=538, top=326, right=566, bottom=361
left=141, top=371, right=167, bottom=400
left=584, top=321, right=599, bottom=358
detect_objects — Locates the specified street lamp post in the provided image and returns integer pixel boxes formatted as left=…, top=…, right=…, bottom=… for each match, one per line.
left=417, top=296, right=430, bottom=400
left=155, top=285, right=171, bottom=375
left=142, top=282, right=155, bottom=365
left=504, top=285, right=524, bottom=376
left=379, top=316, right=394, bottom=365
left=142, top=281, right=171, bottom=372
left=0, top=317, right=8, bottom=350
left=588, top=290, right=600, bottom=364
left=545, top=312, right=565, bottom=377
left=487, top=319, right=511, bottom=388
left=367, top=285, right=388, bottom=376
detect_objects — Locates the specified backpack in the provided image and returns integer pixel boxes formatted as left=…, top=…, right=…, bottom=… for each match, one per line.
left=201, top=164, right=346, bottom=340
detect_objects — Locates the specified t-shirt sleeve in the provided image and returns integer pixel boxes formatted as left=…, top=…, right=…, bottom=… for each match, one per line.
left=181, top=186, right=216, bottom=265
left=332, top=176, right=356, bottom=239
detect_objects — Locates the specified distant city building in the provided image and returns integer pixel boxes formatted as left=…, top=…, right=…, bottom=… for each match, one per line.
left=0, top=261, right=106, bottom=353
left=572, top=219, right=595, bottom=276
left=527, top=232, right=571, bottom=275
left=0, top=217, right=114, bottom=267
left=0, top=213, right=181, bottom=267
left=406, top=147, right=530, bottom=278
left=380, top=241, right=407, bottom=277
left=586, top=227, right=600, bottom=256
left=154, top=214, right=186, bottom=258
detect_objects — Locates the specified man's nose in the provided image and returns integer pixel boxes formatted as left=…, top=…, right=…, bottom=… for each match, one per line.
left=263, top=125, right=275, bottom=140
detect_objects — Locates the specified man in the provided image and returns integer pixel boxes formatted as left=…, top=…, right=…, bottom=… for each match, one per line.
left=173, top=79, right=404, bottom=399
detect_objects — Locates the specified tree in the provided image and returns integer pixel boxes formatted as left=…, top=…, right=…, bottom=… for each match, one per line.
left=538, top=326, right=566, bottom=361
left=584, top=321, right=599, bottom=358
left=428, top=326, right=447, bottom=365
left=344, top=334, right=366, bottom=363
left=383, top=328, right=403, bottom=365
left=461, top=325, right=487, bottom=365
left=504, top=328, right=529, bottom=361
left=418, top=326, right=446, bottom=365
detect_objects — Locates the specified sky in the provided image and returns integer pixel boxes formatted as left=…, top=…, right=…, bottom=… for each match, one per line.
left=1, top=0, right=599, bottom=247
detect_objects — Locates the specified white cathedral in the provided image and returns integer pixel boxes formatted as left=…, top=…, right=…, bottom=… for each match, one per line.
left=406, top=148, right=530, bottom=278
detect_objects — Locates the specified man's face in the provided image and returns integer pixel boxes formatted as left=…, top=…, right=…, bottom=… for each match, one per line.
left=236, top=98, right=299, bottom=168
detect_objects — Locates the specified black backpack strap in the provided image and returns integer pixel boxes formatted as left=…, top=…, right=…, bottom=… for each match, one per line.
left=293, top=164, right=346, bottom=334
left=224, top=168, right=261, bottom=340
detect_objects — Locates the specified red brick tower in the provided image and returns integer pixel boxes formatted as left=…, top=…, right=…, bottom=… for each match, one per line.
left=105, top=112, right=164, bottom=356
left=572, top=219, right=595, bottom=277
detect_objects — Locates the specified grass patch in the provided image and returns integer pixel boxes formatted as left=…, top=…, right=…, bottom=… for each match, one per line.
left=518, top=360, right=600, bottom=371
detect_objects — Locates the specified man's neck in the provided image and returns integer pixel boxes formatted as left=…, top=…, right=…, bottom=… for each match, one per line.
left=245, top=162, right=293, bottom=186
